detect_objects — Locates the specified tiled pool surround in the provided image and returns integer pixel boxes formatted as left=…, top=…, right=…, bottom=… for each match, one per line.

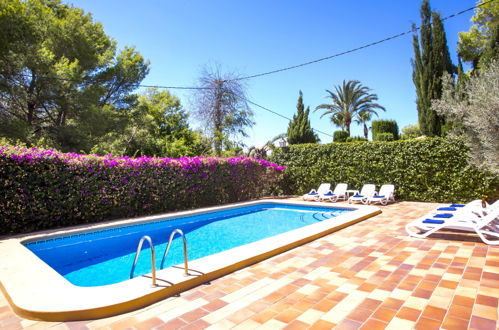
left=0, top=199, right=380, bottom=321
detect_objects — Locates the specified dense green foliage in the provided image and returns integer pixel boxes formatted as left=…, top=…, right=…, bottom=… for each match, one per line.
left=412, top=0, right=455, bottom=137
left=0, top=146, right=284, bottom=234
left=0, top=0, right=149, bottom=151
left=90, top=88, right=211, bottom=157
left=287, top=91, right=319, bottom=144
left=458, top=0, right=499, bottom=69
left=400, top=124, right=422, bottom=139
left=372, top=120, right=399, bottom=141
left=271, top=137, right=497, bottom=202
left=345, top=136, right=368, bottom=143
left=433, top=60, right=499, bottom=175
left=315, top=80, right=384, bottom=136
left=375, top=133, right=394, bottom=141
left=333, top=131, right=349, bottom=142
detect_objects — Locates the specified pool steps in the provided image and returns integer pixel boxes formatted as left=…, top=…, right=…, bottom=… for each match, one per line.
left=130, top=229, right=190, bottom=287
left=161, top=229, right=189, bottom=276
left=130, top=236, right=156, bottom=287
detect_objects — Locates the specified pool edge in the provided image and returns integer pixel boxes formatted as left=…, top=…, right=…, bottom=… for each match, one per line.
left=1, top=206, right=381, bottom=321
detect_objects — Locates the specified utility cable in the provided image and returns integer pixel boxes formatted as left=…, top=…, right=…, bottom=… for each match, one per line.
left=231, top=0, right=496, bottom=81
left=0, top=72, right=213, bottom=90
left=241, top=97, right=333, bottom=138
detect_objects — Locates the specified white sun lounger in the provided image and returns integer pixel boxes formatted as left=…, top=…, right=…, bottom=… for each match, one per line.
left=302, top=183, right=331, bottom=201
left=318, top=183, right=348, bottom=202
left=405, top=207, right=499, bottom=245
left=367, top=184, right=395, bottom=205
left=348, top=184, right=376, bottom=205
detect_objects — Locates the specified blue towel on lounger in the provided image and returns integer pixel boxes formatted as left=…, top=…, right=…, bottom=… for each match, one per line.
left=324, top=192, right=335, bottom=196
left=434, top=213, right=453, bottom=218
left=437, top=207, right=457, bottom=211
left=423, top=219, right=445, bottom=224
left=308, top=192, right=318, bottom=195
left=451, top=204, right=465, bottom=207
left=353, top=194, right=363, bottom=198
left=373, top=195, right=385, bottom=198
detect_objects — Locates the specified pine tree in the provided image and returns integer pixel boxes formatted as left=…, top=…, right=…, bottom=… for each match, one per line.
left=412, top=0, right=454, bottom=137
left=287, top=91, right=319, bottom=144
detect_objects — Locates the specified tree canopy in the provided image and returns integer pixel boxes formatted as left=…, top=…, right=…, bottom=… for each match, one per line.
left=458, top=0, right=499, bottom=70
left=0, top=0, right=149, bottom=152
left=91, top=88, right=211, bottom=157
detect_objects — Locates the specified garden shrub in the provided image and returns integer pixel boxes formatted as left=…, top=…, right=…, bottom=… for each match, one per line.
left=346, top=136, right=368, bottom=143
left=376, top=133, right=394, bottom=141
left=271, top=137, right=497, bottom=203
left=0, top=147, right=284, bottom=235
left=333, top=131, right=349, bottom=142
left=372, top=120, right=399, bottom=140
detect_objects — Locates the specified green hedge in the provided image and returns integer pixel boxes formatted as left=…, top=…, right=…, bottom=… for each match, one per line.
left=346, top=136, right=368, bottom=143
left=0, top=147, right=284, bottom=235
left=372, top=120, right=399, bottom=140
left=333, top=130, right=349, bottom=142
left=376, top=133, right=394, bottom=141
left=271, top=137, right=497, bottom=203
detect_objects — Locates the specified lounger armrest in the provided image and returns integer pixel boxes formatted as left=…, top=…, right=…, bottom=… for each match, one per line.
left=309, top=189, right=317, bottom=194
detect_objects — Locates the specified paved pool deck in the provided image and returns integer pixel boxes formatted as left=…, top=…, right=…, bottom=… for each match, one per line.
left=1, top=201, right=498, bottom=329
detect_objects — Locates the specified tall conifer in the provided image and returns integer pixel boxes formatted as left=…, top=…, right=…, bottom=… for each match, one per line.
left=412, top=0, right=454, bottom=136
left=287, top=91, right=319, bottom=144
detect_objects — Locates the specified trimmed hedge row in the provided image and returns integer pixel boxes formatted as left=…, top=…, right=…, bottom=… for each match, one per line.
left=271, top=137, right=497, bottom=203
left=0, top=147, right=284, bottom=235
left=372, top=120, right=399, bottom=140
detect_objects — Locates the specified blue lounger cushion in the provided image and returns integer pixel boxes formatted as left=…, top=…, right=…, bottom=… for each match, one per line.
left=434, top=213, right=453, bottom=218
left=323, top=193, right=335, bottom=196
left=353, top=194, right=363, bottom=198
left=423, top=219, right=445, bottom=224
left=373, top=195, right=385, bottom=198
left=451, top=204, right=465, bottom=207
left=308, top=192, right=318, bottom=195
left=437, top=207, right=457, bottom=211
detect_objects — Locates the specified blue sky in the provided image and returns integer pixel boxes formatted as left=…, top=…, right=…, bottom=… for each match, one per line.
left=69, top=0, right=476, bottom=147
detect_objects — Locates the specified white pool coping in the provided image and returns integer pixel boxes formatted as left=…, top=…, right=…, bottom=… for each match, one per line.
left=0, top=199, right=380, bottom=321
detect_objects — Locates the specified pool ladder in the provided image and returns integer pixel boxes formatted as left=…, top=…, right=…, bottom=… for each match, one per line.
left=130, top=229, right=189, bottom=287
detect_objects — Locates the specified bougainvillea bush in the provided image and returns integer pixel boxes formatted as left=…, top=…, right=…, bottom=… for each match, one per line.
left=0, top=147, right=285, bottom=235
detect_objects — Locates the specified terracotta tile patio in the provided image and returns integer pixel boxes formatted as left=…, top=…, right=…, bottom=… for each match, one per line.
left=1, top=201, right=498, bottom=329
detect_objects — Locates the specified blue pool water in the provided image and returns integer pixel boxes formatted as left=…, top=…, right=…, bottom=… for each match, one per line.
left=24, top=203, right=352, bottom=287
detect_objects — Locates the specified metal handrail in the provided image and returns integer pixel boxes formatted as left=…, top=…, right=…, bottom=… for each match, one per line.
left=130, top=235, right=156, bottom=287
left=161, top=229, right=189, bottom=276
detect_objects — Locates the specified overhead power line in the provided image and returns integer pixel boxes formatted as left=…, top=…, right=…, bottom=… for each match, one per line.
left=1, top=72, right=213, bottom=90
left=232, top=0, right=496, bottom=81
left=241, top=97, right=333, bottom=138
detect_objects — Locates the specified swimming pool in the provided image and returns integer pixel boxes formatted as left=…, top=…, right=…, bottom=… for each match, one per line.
left=0, top=200, right=381, bottom=321
left=24, top=203, right=351, bottom=286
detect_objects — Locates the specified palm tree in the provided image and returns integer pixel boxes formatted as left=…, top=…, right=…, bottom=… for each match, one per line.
left=247, top=133, right=287, bottom=159
left=315, top=80, right=385, bottom=136
left=354, top=107, right=385, bottom=139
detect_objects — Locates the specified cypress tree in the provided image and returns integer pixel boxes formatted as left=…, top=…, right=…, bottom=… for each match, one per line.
left=287, top=91, right=319, bottom=144
left=412, top=0, right=454, bottom=137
